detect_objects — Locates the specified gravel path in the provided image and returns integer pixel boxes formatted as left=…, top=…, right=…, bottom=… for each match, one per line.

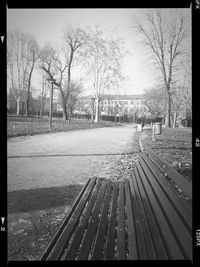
left=8, top=125, right=137, bottom=192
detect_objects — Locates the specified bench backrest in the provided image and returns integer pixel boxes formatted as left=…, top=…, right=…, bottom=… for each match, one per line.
left=144, top=147, right=192, bottom=200
left=129, top=150, right=192, bottom=260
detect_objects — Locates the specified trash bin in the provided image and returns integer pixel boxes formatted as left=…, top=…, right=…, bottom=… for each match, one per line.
left=154, top=122, right=162, bottom=135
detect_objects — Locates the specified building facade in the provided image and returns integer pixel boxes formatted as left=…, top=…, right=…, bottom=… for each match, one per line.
left=76, top=94, right=149, bottom=118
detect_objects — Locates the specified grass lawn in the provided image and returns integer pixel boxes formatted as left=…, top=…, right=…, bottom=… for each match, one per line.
left=7, top=115, right=119, bottom=138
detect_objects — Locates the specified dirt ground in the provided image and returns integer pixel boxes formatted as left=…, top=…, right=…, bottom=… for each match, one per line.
left=8, top=125, right=137, bottom=192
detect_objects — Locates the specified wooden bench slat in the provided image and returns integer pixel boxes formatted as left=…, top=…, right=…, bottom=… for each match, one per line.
left=145, top=147, right=192, bottom=199
left=91, top=180, right=113, bottom=260
left=134, top=164, right=168, bottom=260
left=41, top=145, right=192, bottom=262
left=134, top=167, right=158, bottom=260
left=137, top=158, right=192, bottom=260
left=124, top=180, right=138, bottom=260
left=42, top=177, right=97, bottom=260
left=77, top=179, right=107, bottom=260
left=105, top=182, right=118, bottom=260
left=117, top=182, right=126, bottom=260
left=140, top=152, right=192, bottom=233
left=134, top=162, right=184, bottom=259
left=129, top=173, right=147, bottom=260
left=63, top=178, right=102, bottom=260
left=130, top=172, right=147, bottom=260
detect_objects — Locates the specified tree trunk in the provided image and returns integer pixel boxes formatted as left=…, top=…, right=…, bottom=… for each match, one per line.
left=95, top=99, right=99, bottom=122
left=40, top=96, right=43, bottom=117
left=16, top=98, right=20, bottom=115
left=62, top=105, right=68, bottom=120
left=40, top=75, right=45, bottom=117
left=60, top=91, right=68, bottom=120
left=26, top=64, right=34, bottom=117
left=173, top=111, right=177, bottom=128
left=26, top=97, right=29, bottom=117
left=165, top=91, right=171, bottom=127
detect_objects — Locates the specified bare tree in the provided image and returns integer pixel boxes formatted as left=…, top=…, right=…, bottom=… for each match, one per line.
left=135, top=9, right=189, bottom=127
left=171, top=84, right=192, bottom=128
left=66, top=81, right=82, bottom=119
left=39, top=43, right=67, bottom=119
left=144, top=86, right=167, bottom=119
left=7, top=30, right=25, bottom=115
left=25, top=36, right=39, bottom=116
left=39, top=72, right=50, bottom=117
left=80, top=26, right=128, bottom=122
left=40, top=27, right=85, bottom=120
left=7, top=30, right=39, bottom=116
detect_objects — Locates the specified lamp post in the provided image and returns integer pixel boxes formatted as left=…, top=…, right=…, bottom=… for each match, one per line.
left=91, top=97, right=96, bottom=123
left=47, top=77, right=56, bottom=131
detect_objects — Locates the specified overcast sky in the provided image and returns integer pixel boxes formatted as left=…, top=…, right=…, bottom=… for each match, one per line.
left=7, top=8, right=191, bottom=96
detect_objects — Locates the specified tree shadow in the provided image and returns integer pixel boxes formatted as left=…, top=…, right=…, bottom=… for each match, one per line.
left=8, top=184, right=83, bottom=214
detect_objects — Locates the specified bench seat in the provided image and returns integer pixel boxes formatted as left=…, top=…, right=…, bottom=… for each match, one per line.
left=41, top=177, right=137, bottom=260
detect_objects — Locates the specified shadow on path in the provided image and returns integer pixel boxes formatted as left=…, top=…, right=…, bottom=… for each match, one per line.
left=8, top=184, right=83, bottom=214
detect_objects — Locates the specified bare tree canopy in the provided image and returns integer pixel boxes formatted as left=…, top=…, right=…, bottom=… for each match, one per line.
left=39, top=27, right=86, bottom=120
left=7, top=29, right=39, bottom=115
left=134, top=9, right=190, bottom=127
left=80, top=25, right=128, bottom=122
left=144, top=86, right=167, bottom=118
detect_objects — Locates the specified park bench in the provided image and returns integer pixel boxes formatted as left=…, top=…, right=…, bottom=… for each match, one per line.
left=40, top=149, right=192, bottom=261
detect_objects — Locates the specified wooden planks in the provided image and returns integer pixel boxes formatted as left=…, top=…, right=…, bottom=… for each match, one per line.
left=140, top=152, right=192, bottom=232
left=129, top=171, right=148, bottom=260
left=41, top=177, right=97, bottom=260
left=91, top=180, right=113, bottom=260
left=41, top=151, right=192, bottom=261
left=130, top=151, right=192, bottom=260
left=124, top=180, right=138, bottom=260
left=104, top=182, right=118, bottom=260
left=63, top=178, right=102, bottom=260
left=133, top=163, right=168, bottom=260
left=145, top=146, right=192, bottom=200
left=77, top=179, right=107, bottom=260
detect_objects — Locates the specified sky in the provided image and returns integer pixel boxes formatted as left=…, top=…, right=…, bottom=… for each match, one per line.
left=7, top=8, right=191, bottom=97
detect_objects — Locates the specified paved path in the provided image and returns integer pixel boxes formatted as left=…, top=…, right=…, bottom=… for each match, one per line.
left=7, top=125, right=136, bottom=192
